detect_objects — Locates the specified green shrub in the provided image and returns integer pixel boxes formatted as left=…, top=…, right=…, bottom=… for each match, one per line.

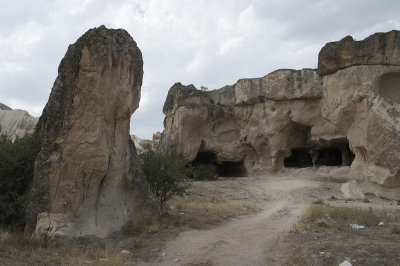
left=139, top=150, right=190, bottom=209
left=191, top=163, right=218, bottom=180
left=0, top=134, right=40, bottom=230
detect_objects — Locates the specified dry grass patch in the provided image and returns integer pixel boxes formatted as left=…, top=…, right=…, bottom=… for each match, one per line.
left=0, top=228, right=131, bottom=265
left=166, top=195, right=259, bottom=229
left=299, top=203, right=381, bottom=232
left=274, top=204, right=400, bottom=265
left=122, top=194, right=259, bottom=236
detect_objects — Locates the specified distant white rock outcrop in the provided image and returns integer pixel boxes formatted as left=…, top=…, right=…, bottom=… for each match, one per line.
left=0, top=103, right=38, bottom=140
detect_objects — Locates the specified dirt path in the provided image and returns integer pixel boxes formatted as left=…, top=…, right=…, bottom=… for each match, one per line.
left=140, top=168, right=345, bottom=266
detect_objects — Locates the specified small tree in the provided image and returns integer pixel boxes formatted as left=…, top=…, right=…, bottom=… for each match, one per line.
left=0, top=134, right=40, bottom=230
left=192, top=164, right=218, bottom=180
left=200, top=86, right=209, bottom=91
left=140, top=150, right=190, bottom=209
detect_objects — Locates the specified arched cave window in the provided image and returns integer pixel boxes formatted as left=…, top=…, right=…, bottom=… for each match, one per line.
left=378, top=72, right=400, bottom=104
left=284, top=149, right=313, bottom=168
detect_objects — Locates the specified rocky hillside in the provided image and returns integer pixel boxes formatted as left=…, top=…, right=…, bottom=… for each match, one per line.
left=0, top=103, right=38, bottom=140
left=0, top=103, right=12, bottom=110
left=131, top=131, right=161, bottom=153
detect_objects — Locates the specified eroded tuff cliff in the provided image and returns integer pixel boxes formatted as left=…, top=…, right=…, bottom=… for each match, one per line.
left=160, top=69, right=352, bottom=176
left=160, top=30, right=400, bottom=200
left=25, top=26, right=159, bottom=238
left=0, top=104, right=38, bottom=140
left=319, top=31, right=400, bottom=199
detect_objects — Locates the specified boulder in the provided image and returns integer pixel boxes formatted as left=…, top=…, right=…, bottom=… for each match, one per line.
left=319, top=31, right=400, bottom=199
left=160, top=69, right=351, bottom=175
left=25, top=26, right=159, bottom=238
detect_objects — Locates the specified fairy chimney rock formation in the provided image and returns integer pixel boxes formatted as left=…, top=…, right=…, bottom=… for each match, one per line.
left=26, top=26, right=159, bottom=238
left=319, top=30, right=400, bottom=199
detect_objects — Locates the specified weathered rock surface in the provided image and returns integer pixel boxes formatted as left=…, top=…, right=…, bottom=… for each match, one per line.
left=0, top=102, right=12, bottom=110
left=160, top=69, right=351, bottom=175
left=320, top=30, right=400, bottom=199
left=0, top=104, right=38, bottom=140
left=318, top=30, right=400, bottom=75
left=25, top=26, right=158, bottom=238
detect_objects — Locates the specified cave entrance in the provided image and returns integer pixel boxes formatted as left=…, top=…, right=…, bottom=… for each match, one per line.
left=284, top=142, right=355, bottom=169
left=315, top=148, right=342, bottom=166
left=284, top=149, right=313, bottom=168
left=192, top=152, right=217, bottom=165
left=217, top=161, right=247, bottom=177
left=192, top=152, right=247, bottom=177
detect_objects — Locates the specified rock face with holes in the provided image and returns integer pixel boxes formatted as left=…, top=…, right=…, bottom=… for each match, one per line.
left=25, top=26, right=159, bottom=238
left=319, top=30, right=400, bottom=199
left=0, top=103, right=38, bottom=141
left=160, top=69, right=352, bottom=176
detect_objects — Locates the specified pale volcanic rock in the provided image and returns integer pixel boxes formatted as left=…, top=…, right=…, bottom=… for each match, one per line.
left=0, top=102, right=12, bottom=110
left=0, top=104, right=38, bottom=140
left=131, top=132, right=162, bottom=154
left=318, top=30, right=400, bottom=75
left=320, top=31, right=400, bottom=199
left=25, top=26, right=158, bottom=238
left=160, top=69, right=350, bottom=175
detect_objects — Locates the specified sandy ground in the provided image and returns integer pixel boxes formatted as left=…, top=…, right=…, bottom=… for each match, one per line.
left=139, top=166, right=353, bottom=266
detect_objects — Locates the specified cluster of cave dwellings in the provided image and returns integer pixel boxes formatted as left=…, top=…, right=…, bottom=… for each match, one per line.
left=283, top=142, right=354, bottom=168
left=192, top=142, right=355, bottom=178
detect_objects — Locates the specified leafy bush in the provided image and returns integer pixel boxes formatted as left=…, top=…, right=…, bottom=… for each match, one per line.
left=139, top=150, right=190, bottom=209
left=0, top=134, right=40, bottom=230
left=191, top=163, right=218, bottom=180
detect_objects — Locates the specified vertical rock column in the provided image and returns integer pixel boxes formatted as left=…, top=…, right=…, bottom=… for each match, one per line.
left=26, top=26, right=159, bottom=238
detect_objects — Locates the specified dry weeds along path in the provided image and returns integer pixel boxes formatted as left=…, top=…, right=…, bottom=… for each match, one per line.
left=140, top=169, right=340, bottom=266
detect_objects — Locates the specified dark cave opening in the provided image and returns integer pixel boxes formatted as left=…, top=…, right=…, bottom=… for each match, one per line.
left=192, top=152, right=217, bottom=165
left=315, top=148, right=342, bottom=166
left=284, top=149, right=313, bottom=168
left=284, top=142, right=355, bottom=169
left=192, top=152, right=247, bottom=177
left=217, top=161, right=247, bottom=177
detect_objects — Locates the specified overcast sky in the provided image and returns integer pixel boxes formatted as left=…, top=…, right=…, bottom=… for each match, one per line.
left=1, top=0, right=399, bottom=139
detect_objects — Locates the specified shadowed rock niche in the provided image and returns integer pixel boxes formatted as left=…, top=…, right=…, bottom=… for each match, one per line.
left=283, top=143, right=354, bottom=168
left=193, top=152, right=247, bottom=177
left=25, top=26, right=159, bottom=238
left=378, top=72, right=400, bottom=104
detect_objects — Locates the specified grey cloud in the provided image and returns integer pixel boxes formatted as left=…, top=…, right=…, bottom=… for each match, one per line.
left=1, top=0, right=400, bottom=138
